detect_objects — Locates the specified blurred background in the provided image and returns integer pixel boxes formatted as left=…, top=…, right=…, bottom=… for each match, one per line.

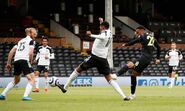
left=0, top=0, right=185, bottom=78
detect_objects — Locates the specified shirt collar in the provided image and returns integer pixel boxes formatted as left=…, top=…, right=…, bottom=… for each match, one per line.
left=43, top=45, right=48, bottom=48
left=26, top=35, right=32, bottom=39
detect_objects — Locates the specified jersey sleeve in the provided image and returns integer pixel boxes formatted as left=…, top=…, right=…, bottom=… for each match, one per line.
left=49, top=48, right=55, bottom=59
left=90, top=30, right=111, bottom=40
left=35, top=53, right=39, bottom=61
left=125, top=37, right=140, bottom=46
left=29, top=40, right=35, bottom=48
left=178, top=50, right=183, bottom=60
left=35, top=47, right=41, bottom=61
left=166, top=50, right=170, bottom=56
left=13, top=44, right=18, bottom=49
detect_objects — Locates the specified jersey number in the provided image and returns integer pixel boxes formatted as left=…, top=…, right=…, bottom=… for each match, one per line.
left=18, top=42, right=25, bottom=51
left=147, top=35, right=154, bottom=46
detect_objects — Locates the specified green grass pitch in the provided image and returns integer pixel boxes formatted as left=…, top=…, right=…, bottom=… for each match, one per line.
left=0, top=86, right=185, bottom=111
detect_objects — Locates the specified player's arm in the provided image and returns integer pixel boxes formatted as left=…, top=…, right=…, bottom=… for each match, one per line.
left=165, top=51, right=170, bottom=60
left=99, top=17, right=104, bottom=24
left=87, top=31, right=108, bottom=40
left=29, top=40, right=35, bottom=64
left=34, top=53, right=39, bottom=63
left=49, top=48, right=55, bottom=59
left=122, top=38, right=140, bottom=47
left=154, top=40, right=161, bottom=64
left=86, top=17, right=108, bottom=40
left=34, top=47, right=40, bottom=62
left=6, top=45, right=17, bottom=71
left=178, top=51, right=183, bottom=60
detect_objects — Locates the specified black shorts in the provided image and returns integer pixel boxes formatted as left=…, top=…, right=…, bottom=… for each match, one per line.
left=14, top=60, right=34, bottom=76
left=134, top=56, right=151, bottom=73
left=80, top=54, right=111, bottom=75
left=35, top=65, right=49, bottom=73
left=168, top=66, right=177, bottom=73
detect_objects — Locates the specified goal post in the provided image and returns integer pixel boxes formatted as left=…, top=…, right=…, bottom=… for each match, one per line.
left=105, top=0, right=114, bottom=69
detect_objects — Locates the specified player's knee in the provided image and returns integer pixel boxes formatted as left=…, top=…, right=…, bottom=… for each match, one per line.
left=131, top=70, right=140, bottom=76
left=104, top=74, right=112, bottom=82
left=44, top=72, right=48, bottom=77
left=14, top=78, right=20, bottom=84
left=14, top=76, right=20, bottom=84
left=76, top=66, right=83, bottom=73
left=127, top=62, right=135, bottom=68
left=34, top=71, right=40, bottom=76
left=27, top=74, right=35, bottom=84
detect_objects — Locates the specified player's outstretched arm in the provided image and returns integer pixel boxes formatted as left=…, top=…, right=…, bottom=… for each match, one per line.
left=86, top=31, right=108, bottom=40
left=123, top=38, right=140, bottom=47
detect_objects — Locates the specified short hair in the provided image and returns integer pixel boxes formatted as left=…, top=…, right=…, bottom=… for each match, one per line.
left=29, top=27, right=37, bottom=32
left=42, top=36, right=48, bottom=41
left=136, top=26, right=145, bottom=30
left=25, top=28, right=30, bottom=35
left=100, top=21, right=109, bottom=29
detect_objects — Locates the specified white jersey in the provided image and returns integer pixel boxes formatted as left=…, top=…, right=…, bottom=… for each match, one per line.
left=14, top=36, right=35, bottom=61
left=165, top=49, right=183, bottom=66
left=90, top=29, right=112, bottom=59
left=35, top=45, right=54, bottom=66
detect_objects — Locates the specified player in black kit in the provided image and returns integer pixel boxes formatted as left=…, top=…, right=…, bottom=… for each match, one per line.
left=118, top=26, right=161, bottom=101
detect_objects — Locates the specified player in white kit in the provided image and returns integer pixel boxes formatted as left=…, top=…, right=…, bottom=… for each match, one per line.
left=165, top=42, right=183, bottom=88
left=57, top=18, right=127, bottom=100
left=0, top=27, right=37, bottom=101
left=33, top=37, right=55, bottom=92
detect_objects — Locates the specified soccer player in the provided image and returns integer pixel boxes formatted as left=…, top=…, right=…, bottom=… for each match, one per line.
left=118, top=26, right=161, bottom=101
left=165, top=42, right=183, bottom=88
left=33, top=37, right=55, bottom=92
left=57, top=18, right=127, bottom=100
left=0, top=27, right=37, bottom=101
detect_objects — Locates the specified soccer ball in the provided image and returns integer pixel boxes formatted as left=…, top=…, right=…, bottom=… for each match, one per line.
left=48, top=76, right=59, bottom=87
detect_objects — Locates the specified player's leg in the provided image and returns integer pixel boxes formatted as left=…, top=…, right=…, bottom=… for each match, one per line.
left=0, top=75, right=21, bottom=100
left=0, top=61, right=21, bottom=100
left=62, top=66, right=83, bottom=91
left=33, top=71, right=40, bottom=92
left=23, top=72, right=35, bottom=100
left=44, top=70, right=49, bottom=92
left=22, top=61, right=35, bottom=100
left=58, top=56, right=94, bottom=93
left=97, top=58, right=126, bottom=100
left=33, top=65, right=43, bottom=92
left=130, top=71, right=138, bottom=97
left=124, top=57, right=150, bottom=101
left=57, top=66, right=83, bottom=93
left=117, top=61, right=134, bottom=76
left=104, top=74, right=126, bottom=100
left=168, top=66, right=173, bottom=88
left=168, top=66, right=176, bottom=88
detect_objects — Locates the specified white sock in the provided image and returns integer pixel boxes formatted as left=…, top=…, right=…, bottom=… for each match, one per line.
left=109, top=79, right=126, bottom=99
left=1, top=81, right=15, bottom=96
left=35, top=76, right=39, bottom=89
left=170, top=78, right=175, bottom=87
left=23, top=83, right=33, bottom=97
left=64, top=70, right=79, bottom=90
left=45, top=77, right=49, bottom=89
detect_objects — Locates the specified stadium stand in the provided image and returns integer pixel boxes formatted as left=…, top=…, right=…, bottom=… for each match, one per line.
left=1, top=0, right=185, bottom=78
left=0, top=42, right=184, bottom=77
